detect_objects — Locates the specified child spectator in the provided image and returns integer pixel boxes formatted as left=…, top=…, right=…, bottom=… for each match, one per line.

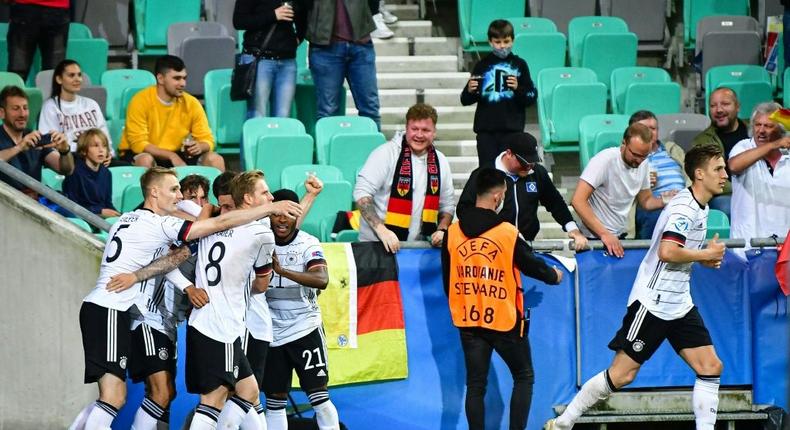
left=460, top=19, right=537, bottom=167
left=62, top=128, right=119, bottom=218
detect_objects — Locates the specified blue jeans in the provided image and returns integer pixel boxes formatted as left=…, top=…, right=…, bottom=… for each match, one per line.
left=239, top=54, right=296, bottom=119
left=309, top=41, right=381, bottom=129
left=636, top=205, right=663, bottom=240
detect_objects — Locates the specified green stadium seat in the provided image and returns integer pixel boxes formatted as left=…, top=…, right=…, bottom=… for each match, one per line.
left=319, top=213, right=359, bottom=243
left=251, top=135, right=314, bottom=190
left=67, top=217, right=93, bottom=233
left=610, top=67, right=672, bottom=114
left=295, top=180, right=353, bottom=241
left=458, top=0, right=526, bottom=52
left=66, top=39, right=109, bottom=83
left=109, top=166, right=147, bottom=210
left=204, top=69, right=245, bottom=154
left=40, top=168, right=66, bottom=192
left=509, top=17, right=558, bottom=36
left=0, top=23, right=8, bottom=39
left=315, top=116, right=378, bottom=165
left=0, top=40, right=7, bottom=71
left=68, top=23, right=93, bottom=39
left=174, top=166, right=222, bottom=183
left=705, top=65, right=772, bottom=120
left=334, top=230, right=359, bottom=242
left=281, top=164, right=344, bottom=192
left=133, top=0, right=201, bottom=55
left=568, top=16, right=629, bottom=67
left=0, top=71, right=25, bottom=89
left=119, top=85, right=149, bottom=119
left=684, top=0, right=749, bottom=50
left=95, top=231, right=109, bottom=242
left=578, top=114, right=629, bottom=169
left=25, top=87, right=43, bottom=130
left=537, top=67, right=607, bottom=152
left=107, top=119, right=124, bottom=154
left=512, top=33, right=567, bottom=82
left=105, top=216, right=120, bottom=226
left=706, top=209, right=730, bottom=239
left=101, top=69, right=157, bottom=120
left=242, top=117, right=307, bottom=170
left=121, top=184, right=144, bottom=212
left=784, top=68, right=790, bottom=103
left=622, top=82, right=682, bottom=116
left=326, top=132, right=385, bottom=186
left=580, top=32, right=638, bottom=90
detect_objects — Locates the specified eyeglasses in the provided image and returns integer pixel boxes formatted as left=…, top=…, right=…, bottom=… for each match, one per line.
left=514, top=154, right=535, bottom=170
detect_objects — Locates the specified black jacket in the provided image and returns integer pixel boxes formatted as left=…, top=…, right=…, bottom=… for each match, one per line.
left=457, top=163, right=574, bottom=241
left=460, top=52, right=537, bottom=133
left=233, top=0, right=308, bottom=59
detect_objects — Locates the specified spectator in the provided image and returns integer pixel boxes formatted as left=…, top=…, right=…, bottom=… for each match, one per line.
left=457, top=132, right=588, bottom=251
left=61, top=128, right=118, bottom=218
left=460, top=19, right=537, bottom=167
left=354, top=103, right=455, bottom=253
left=371, top=0, right=394, bottom=39
left=118, top=55, right=225, bottom=171
left=38, top=59, right=114, bottom=159
left=691, top=87, right=748, bottom=218
left=728, top=102, right=790, bottom=253
left=6, top=0, right=69, bottom=81
left=180, top=174, right=209, bottom=207
left=630, top=110, right=685, bottom=239
left=571, top=123, right=666, bottom=258
left=305, top=0, right=382, bottom=129
left=233, top=0, right=307, bottom=119
left=0, top=85, right=72, bottom=198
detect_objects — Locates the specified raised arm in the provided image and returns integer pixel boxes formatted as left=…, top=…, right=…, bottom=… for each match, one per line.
left=186, top=200, right=302, bottom=241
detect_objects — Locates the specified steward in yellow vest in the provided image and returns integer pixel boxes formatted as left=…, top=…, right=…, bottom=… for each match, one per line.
left=441, top=168, right=561, bottom=430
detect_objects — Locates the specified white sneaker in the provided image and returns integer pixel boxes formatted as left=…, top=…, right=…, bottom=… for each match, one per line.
left=544, top=418, right=570, bottom=430
left=371, top=13, right=395, bottom=39
left=380, top=0, right=398, bottom=24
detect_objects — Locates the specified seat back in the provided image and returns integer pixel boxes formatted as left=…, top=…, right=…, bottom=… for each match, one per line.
left=68, top=23, right=93, bottom=39
left=537, top=67, right=600, bottom=149
left=700, top=31, right=761, bottom=82
left=25, top=87, right=43, bottom=130
left=167, top=21, right=228, bottom=56
left=281, top=164, right=344, bottom=191
left=80, top=85, right=108, bottom=116
left=459, top=0, right=526, bottom=50
left=36, top=68, right=93, bottom=100
left=656, top=113, right=711, bottom=143
left=610, top=66, right=671, bottom=114
left=327, top=132, right=386, bottom=186
left=254, top=135, right=314, bottom=190
left=67, top=217, right=93, bottom=233
left=578, top=114, right=629, bottom=169
left=242, top=117, right=307, bottom=169
left=0, top=71, right=24, bottom=89
left=717, top=81, right=773, bottom=120
left=706, top=208, right=730, bottom=239
left=605, top=0, right=667, bottom=43
left=512, top=33, right=567, bottom=82
left=580, top=32, right=638, bottom=89
left=296, top=180, right=353, bottom=241
left=120, top=184, right=144, bottom=212
left=41, top=168, right=66, bottom=192
left=622, top=82, right=682, bottom=116
left=66, top=39, right=109, bottom=83
left=509, top=17, right=558, bottom=36
left=135, top=0, right=201, bottom=51
left=204, top=69, right=245, bottom=151
left=684, top=0, right=749, bottom=49
left=180, top=36, right=236, bottom=97
left=568, top=16, right=629, bottom=66
left=315, top=116, right=379, bottom=164
left=548, top=83, right=608, bottom=144
left=72, top=0, right=130, bottom=47
left=705, top=64, right=771, bottom=106
left=695, top=15, right=758, bottom=55
left=101, top=69, right=156, bottom=120
left=538, top=0, right=597, bottom=34
left=109, top=166, right=147, bottom=210
left=669, top=128, right=703, bottom=152
left=119, top=85, right=149, bottom=119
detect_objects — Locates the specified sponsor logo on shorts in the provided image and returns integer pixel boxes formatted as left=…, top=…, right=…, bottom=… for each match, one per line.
left=316, top=369, right=327, bottom=377
left=158, top=347, right=169, bottom=361
left=233, top=365, right=239, bottom=379
left=119, top=356, right=128, bottom=370
left=632, top=339, right=645, bottom=352
left=337, top=334, right=348, bottom=347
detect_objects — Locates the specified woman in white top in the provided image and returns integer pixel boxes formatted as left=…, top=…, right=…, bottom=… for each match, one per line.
left=37, top=59, right=113, bottom=162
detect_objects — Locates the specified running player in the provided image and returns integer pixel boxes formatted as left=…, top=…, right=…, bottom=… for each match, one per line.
left=70, top=167, right=301, bottom=430
left=545, top=144, right=729, bottom=430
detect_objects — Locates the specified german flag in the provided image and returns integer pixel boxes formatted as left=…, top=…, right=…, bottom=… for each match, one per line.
left=316, top=241, right=408, bottom=386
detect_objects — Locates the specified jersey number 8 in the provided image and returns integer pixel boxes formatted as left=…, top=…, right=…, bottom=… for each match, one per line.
left=205, top=242, right=226, bottom=286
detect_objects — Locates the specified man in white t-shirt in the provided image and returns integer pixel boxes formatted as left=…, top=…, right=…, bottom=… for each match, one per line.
left=727, top=102, right=790, bottom=255
left=70, top=167, right=301, bottom=430
left=571, top=123, right=667, bottom=257
left=186, top=170, right=276, bottom=430
left=547, top=144, right=729, bottom=430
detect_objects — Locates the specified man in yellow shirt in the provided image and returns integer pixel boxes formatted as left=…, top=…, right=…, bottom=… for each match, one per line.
left=119, top=55, right=225, bottom=171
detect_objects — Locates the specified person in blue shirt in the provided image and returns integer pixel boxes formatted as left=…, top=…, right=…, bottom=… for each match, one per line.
left=62, top=128, right=120, bottom=218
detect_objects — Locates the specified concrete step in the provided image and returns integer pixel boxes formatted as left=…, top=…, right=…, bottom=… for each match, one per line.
left=382, top=122, right=474, bottom=141
left=435, top=140, right=477, bottom=157
left=375, top=55, right=458, bottom=73
left=376, top=72, right=470, bottom=89
left=346, top=88, right=465, bottom=109
left=555, top=390, right=754, bottom=416
left=446, top=155, right=477, bottom=173
left=386, top=4, right=419, bottom=20
left=390, top=20, right=433, bottom=38
left=350, top=105, right=474, bottom=124
left=373, top=36, right=459, bottom=56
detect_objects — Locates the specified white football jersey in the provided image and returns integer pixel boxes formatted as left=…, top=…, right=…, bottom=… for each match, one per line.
left=266, top=230, right=327, bottom=347
left=131, top=265, right=193, bottom=341
left=628, top=188, right=709, bottom=320
left=84, top=209, right=191, bottom=311
left=189, top=219, right=275, bottom=343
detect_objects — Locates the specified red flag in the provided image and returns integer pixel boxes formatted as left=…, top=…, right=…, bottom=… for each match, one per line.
left=776, top=229, right=790, bottom=296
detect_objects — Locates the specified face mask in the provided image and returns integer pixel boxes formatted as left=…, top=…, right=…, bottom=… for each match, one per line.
left=492, top=47, right=511, bottom=59
left=495, top=194, right=505, bottom=214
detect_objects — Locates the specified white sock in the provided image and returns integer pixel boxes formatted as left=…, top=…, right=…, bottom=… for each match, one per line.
left=69, top=402, right=94, bottom=430
left=556, top=370, right=614, bottom=429
left=265, top=398, right=288, bottom=430
left=310, top=397, right=339, bottom=430
left=218, top=396, right=255, bottom=429
left=239, top=403, right=267, bottom=430
left=693, top=375, right=720, bottom=430
left=190, top=404, right=220, bottom=430
left=132, top=397, right=167, bottom=430
left=84, top=400, right=118, bottom=430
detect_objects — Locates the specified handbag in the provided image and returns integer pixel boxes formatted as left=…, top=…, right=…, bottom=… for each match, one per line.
left=230, top=24, right=278, bottom=101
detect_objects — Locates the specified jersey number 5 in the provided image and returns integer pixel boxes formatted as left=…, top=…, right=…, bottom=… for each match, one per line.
left=105, top=224, right=131, bottom=263
left=206, top=242, right=226, bottom=287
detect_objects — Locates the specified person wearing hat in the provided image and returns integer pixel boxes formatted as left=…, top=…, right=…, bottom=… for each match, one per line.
left=457, top=132, right=588, bottom=251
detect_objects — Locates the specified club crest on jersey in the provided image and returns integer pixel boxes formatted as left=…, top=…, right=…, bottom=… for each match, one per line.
left=233, top=365, right=239, bottom=379
left=632, top=339, right=645, bottom=352
left=158, top=347, right=169, bottom=361
left=673, top=219, right=690, bottom=233
left=397, top=177, right=411, bottom=196
left=119, top=356, right=128, bottom=370
left=430, top=176, right=439, bottom=194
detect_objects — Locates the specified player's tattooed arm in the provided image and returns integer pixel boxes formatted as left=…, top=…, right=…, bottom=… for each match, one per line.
left=106, top=246, right=192, bottom=292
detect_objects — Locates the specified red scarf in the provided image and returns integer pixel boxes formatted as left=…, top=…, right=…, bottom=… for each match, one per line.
left=384, top=139, right=440, bottom=241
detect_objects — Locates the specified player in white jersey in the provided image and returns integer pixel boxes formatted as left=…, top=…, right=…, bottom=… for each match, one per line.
left=71, top=167, right=302, bottom=430
left=546, top=144, right=729, bottom=430
left=263, top=189, right=340, bottom=430
left=186, top=170, right=276, bottom=430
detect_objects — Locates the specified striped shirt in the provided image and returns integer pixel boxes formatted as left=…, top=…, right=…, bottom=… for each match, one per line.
left=648, top=142, right=686, bottom=197
left=628, top=188, right=708, bottom=320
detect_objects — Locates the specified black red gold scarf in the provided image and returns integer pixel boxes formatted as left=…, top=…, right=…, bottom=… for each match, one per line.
left=384, top=139, right=440, bottom=240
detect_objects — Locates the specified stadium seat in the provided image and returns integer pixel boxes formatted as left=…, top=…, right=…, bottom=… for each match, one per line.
left=25, top=87, right=43, bottom=130
left=610, top=67, right=672, bottom=114
left=578, top=114, right=629, bottom=170
left=101, top=69, right=156, bottom=120
left=35, top=69, right=91, bottom=100
left=315, top=116, right=378, bottom=165
left=622, top=82, right=682, bottom=116
left=80, top=85, right=108, bottom=116
left=706, top=208, right=730, bottom=239
left=242, top=117, right=307, bottom=169
left=180, top=36, right=236, bottom=97
left=320, top=213, right=359, bottom=243
left=120, top=184, right=144, bottom=212
left=204, top=69, right=246, bottom=154
left=326, top=132, right=386, bottom=186
left=295, top=180, right=353, bottom=241
left=458, top=0, right=526, bottom=51
left=0, top=23, right=8, bottom=38
left=109, top=166, right=147, bottom=211
left=174, top=166, right=222, bottom=183
left=508, top=17, right=558, bottom=36
left=107, top=120, right=124, bottom=154
left=67, top=217, right=93, bottom=233
left=66, top=39, right=109, bottom=83
left=40, top=168, right=65, bottom=192
left=683, top=0, right=750, bottom=50
left=512, top=33, right=567, bottom=82
left=537, top=0, right=596, bottom=34
left=0, top=71, right=24, bottom=89
left=119, top=85, right=149, bottom=119
left=568, top=16, right=630, bottom=67
left=72, top=0, right=130, bottom=47
left=133, top=0, right=201, bottom=55
left=699, top=31, right=761, bottom=84
left=705, top=65, right=772, bottom=120
left=656, top=113, right=710, bottom=151
left=167, top=22, right=229, bottom=56
left=68, top=23, right=93, bottom=39
left=205, top=0, right=236, bottom=45
left=694, top=15, right=759, bottom=56
left=579, top=32, right=638, bottom=90
left=603, top=0, right=668, bottom=49
left=0, top=40, right=8, bottom=71
left=334, top=229, right=359, bottom=242
left=281, top=164, right=344, bottom=191
left=537, top=67, right=607, bottom=152
left=253, top=135, right=314, bottom=190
